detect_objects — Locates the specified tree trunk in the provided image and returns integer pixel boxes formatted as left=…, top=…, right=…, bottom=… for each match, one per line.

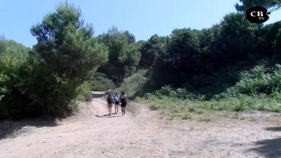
left=257, top=24, right=261, bottom=39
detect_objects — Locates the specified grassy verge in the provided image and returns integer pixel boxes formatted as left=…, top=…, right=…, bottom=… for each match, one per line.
left=135, top=94, right=281, bottom=121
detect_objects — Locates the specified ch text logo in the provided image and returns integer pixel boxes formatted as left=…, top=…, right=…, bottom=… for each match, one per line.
left=246, top=6, right=270, bottom=23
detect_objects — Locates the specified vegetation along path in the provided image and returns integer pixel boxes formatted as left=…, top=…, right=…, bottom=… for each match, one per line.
left=0, top=92, right=281, bottom=158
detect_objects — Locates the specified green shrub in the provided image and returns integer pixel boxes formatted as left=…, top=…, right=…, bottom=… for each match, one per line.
left=0, top=54, right=22, bottom=119
left=150, top=104, right=161, bottom=110
left=114, top=70, right=148, bottom=98
left=221, top=64, right=281, bottom=97
left=196, top=109, right=204, bottom=114
left=76, top=82, right=92, bottom=102
left=0, top=37, right=30, bottom=61
left=182, top=113, right=192, bottom=120
left=0, top=3, right=108, bottom=120
left=88, top=72, right=115, bottom=91
left=200, top=114, right=211, bottom=122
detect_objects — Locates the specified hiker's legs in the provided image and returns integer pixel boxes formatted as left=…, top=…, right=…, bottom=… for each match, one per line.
left=123, top=105, right=126, bottom=115
left=108, top=106, right=110, bottom=116
left=109, top=104, right=112, bottom=116
left=115, top=103, right=118, bottom=113
left=123, top=103, right=127, bottom=115
left=121, top=104, right=126, bottom=115
left=121, top=106, right=124, bottom=115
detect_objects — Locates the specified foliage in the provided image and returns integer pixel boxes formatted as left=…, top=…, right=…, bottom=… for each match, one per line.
left=76, top=82, right=92, bottom=102
left=218, top=13, right=256, bottom=57
left=275, top=28, right=281, bottom=47
left=0, top=2, right=107, bottom=120
left=149, top=13, right=257, bottom=89
left=97, top=26, right=141, bottom=84
left=88, top=72, right=115, bottom=91
left=0, top=37, right=30, bottom=61
left=138, top=34, right=168, bottom=69
left=125, top=12, right=281, bottom=115
left=235, top=0, right=281, bottom=12
left=113, top=70, right=149, bottom=99
left=235, top=0, right=281, bottom=37
left=221, top=64, right=281, bottom=96
left=3, top=0, right=281, bottom=120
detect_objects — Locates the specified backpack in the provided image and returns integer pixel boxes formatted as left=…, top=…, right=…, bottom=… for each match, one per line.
left=113, top=96, right=119, bottom=102
left=107, top=97, right=113, bottom=103
left=120, top=95, right=127, bottom=103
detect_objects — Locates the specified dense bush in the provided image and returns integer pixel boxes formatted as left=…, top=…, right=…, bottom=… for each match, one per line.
left=113, top=70, right=149, bottom=99
left=0, top=3, right=107, bottom=120
left=221, top=64, right=281, bottom=97
left=76, top=82, right=93, bottom=102
left=88, top=72, right=115, bottom=91
left=0, top=37, right=30, bottom=61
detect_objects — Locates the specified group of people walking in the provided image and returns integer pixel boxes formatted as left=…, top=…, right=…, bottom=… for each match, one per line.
left=106, top=91, right=128, bottom=116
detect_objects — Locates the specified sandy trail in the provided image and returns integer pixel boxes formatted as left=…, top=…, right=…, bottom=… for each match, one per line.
left=1, top=92, right=281, bottom=158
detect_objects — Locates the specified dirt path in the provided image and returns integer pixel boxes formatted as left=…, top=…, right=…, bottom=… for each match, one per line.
left=1, top=92, right=281, bottom=158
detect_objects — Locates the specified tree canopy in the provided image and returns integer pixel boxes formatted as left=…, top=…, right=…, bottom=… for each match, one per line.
left=97, top=26, right=141, bottom=84
left=235, top=0, right=281, bottom=12
left=0, top=2, right=108, bottom=119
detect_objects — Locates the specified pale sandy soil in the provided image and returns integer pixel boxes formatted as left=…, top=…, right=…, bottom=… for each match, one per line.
left=1, top=92, right=281, bottom=158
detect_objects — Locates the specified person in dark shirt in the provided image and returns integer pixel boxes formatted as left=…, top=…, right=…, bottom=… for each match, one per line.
left=106, top=93, right=114, bottom=116
left=119, top=91, right=128, bottom=116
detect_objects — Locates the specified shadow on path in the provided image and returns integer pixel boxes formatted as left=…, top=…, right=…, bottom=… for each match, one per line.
left=0, top=118, right=58, bottom=140
left=107, top=115, right=123, bottom=118
left=0, top=91, right=107, bottom=140
left=247, top=126, right=281, bottom=158
left=95, top=113, right=122, bottom=118
left=264, top=126, right=281, bottom=131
